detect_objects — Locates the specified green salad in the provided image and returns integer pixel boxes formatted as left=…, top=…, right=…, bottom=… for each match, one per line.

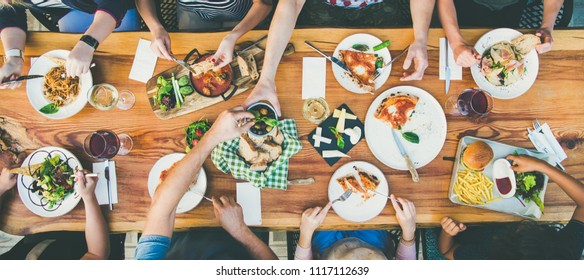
left=30, top=155, right=75, bottom=208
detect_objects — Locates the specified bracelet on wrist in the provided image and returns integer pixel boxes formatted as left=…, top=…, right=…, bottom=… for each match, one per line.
left=400, top=234, right=416, bottom=246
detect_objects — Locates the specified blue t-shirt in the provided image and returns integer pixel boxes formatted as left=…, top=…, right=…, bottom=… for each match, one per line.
left=134, top=235, right=171, bottom=260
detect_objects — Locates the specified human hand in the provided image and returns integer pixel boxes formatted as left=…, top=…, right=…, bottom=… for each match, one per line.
left=150, top=26, right=173, bottom=61
left=390, top=195, right=416, bottom=240
left=300, top=202, right=332, bottom=236
left=453, top=43, right=481, bottom=67
left=212, top=35, right=236, bottom=70
left=401, top=40, right=428, bottom=81
left=0, top=168, right=17, bottom=195
left=74, top=170, right=97, bottom=201
left=506, top=154, right=548, bottom=173
left=67, top=41, right=95, bottom=77
left=0, top=58, right=24, bottom=90
left=212, top=196, right=248, bottom=240
left=440, top=216, right=466, bottom=237
left=535, top=28, right=553, bottom=54
left=205, top=106, right=255, bottom=145
left=243, top=79, right=281, bottom=116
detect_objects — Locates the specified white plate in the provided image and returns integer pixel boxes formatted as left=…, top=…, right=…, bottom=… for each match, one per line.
left=147, top=153, right=207, bottom=214
left=17, top=146, right=82, bottom=218
left=26, top=49, right=92, bottom=119
left=471, top=28, right=539, bottom=100
left=332, top=33, right=391, bottom=94
left=365, top=86, right=447, bottom=170
left=328, top=161, right=389, bottom=223
left=448, top=136, right=555, bottom=219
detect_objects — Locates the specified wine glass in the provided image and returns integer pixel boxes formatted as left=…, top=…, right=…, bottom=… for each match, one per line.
left=87, top=84, right=135, bottom=111
left=445, top=88, right=494, bottom=120
left=83, top=130, right=133, bottom=160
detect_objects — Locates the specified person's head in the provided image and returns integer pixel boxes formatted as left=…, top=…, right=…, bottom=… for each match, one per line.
left=489, top=221, right=579, bottom=260
left=321, top=237, right=388, bottom=260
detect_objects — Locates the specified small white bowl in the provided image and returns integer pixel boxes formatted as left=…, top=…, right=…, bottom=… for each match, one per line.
left=493, top=158, right=517, bottom=198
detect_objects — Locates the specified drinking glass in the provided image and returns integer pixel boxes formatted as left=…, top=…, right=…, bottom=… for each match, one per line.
left=302, top=98, right=330, bottom=124
left=445, top=88, right=494, bottom=119
left=88, top=84, right=136, bottom=111
left=83, top=130, right=133, bottom=159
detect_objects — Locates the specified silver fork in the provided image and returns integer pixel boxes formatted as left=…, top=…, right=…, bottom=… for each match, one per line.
left=374, top=45, right=410, bottom=80
left=331, top=189, right=353, bottom=204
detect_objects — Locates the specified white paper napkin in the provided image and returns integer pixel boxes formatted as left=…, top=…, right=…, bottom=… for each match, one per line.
left=129, top=39, right=158, bottom=83
left=528, top=123, right=567, bottom=162
left=92, top=161, right=118, bottom=205
left=302, top=57, right=326, bottom=100
left=236, top=182, right=262, bottom=226
left=439, top=38, right=462, bottom=80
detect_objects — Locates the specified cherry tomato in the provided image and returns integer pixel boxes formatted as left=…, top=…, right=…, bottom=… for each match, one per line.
left=192, top=139, right=199, bottom=146
left=195, top=129, right=203, bottom=137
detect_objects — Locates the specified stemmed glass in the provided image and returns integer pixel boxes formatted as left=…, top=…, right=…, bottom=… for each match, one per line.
left=445, top=88, right=494, bottom=120
left=83, top=130, right=133, bottom=159
left=87, top=84, right=135, bottom=111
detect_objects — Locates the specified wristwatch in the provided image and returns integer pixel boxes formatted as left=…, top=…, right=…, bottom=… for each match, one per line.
left=80, top=35, right=100, bottom=50
left=4, top=49, right=23, bottom=63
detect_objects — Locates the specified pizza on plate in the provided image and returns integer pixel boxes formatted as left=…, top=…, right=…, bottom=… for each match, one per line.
left=374, top=92, right=419, bottom=129
left=337, top=174, right=373, bottom=201
left=353, top=166, right=379, bottom=191
left=338, top=50, right=377, bottom=93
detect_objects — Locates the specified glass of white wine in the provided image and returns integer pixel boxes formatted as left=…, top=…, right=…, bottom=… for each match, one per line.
left=88, top=84, right=136, bottom=111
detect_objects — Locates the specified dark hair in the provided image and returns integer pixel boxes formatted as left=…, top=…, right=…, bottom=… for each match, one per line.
left=488, top=221, right=579, bottom=260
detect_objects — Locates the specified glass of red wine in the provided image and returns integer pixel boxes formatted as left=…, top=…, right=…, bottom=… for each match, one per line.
left=83, top=130, right=133, bottom=159
left=445, top=88, right=494, bottom=120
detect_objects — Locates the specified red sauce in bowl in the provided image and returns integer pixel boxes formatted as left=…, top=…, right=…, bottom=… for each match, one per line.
left=496, top=177, right=512, bottom=195
left=191, top=54, right=232, bottom=97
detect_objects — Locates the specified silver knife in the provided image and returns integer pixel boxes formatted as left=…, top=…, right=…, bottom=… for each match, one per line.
left=236, top=35, right=268, bottom=56
left=304, top=41, right=351, bottom=73
left=104, top=160, right=113, bottom=211
left=370, top=189, right=391, bottom=199
left=170, top=54, right=198, bottom=75
left=390, top=129, right=420, bottom=182
left=2, top=75, right=44, bottom=84
left=287, top=177, right=315, bottom=185
left=445, top=39, right=451, bottom=95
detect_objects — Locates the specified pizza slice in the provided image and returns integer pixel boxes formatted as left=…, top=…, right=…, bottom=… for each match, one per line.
left=353, top=166, right=380, bottom=191
left=337, top=174, right=365, bottom=194
left=374, top=92, right=419, bottom=129
left=339, top=50, right=377, bottom=93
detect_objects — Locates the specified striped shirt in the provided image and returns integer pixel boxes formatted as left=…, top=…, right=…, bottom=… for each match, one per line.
left=323, top=0, right=382, bottom=9
left=178, top=0, right=253, bottom=21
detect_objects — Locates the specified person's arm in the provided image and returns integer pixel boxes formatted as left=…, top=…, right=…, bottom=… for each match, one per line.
left=142, top=107, right=255, bottom=238
left=437, top=0, right=480, bottom=67
left=135, top=0, right=173, bottom=61
left=75, top=170, right=110, bottom=260
left=242, top=0, right=305, bottom=116
left=0, top=5, right=27, bottom=89
left=66, top=8, right=121, bottom=77
left=401, top=0, right=434, bottom=81
left=390, top=195, right=417, bottom=260
left=295, top=203, right=332, bottom=260
left=0, top=168, right=17, bottom=214
left=535, top=0, right=564, bottom=53
left=438, top=216, right=466, bottom=260
left=507, top=154, right=584, bottom=222
left=213, top=196, right=278, bottom=260
left=213, top=0, right=273, bottom=68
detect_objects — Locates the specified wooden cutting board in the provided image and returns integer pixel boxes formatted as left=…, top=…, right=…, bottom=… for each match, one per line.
left=146, top=42, right=295, bottom=120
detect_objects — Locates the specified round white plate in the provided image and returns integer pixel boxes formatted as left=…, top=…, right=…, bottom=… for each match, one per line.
left=365, top=86, right=447, bottom=170
left=471, top=28, right=539, bottom=100
left=332, top=33, right=392, bottom=94
left=328, top=161, right=389, bottom=223
left=17, top=146, right=82, bottom=218
left=26, top=49, right=92, bottom=119
left=147, top=153, right=207, bottom=214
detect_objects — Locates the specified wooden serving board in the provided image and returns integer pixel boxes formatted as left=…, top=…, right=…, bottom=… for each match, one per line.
left=146, top=42, right=295, bottom=120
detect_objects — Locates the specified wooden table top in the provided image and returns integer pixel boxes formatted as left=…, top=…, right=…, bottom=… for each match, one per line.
left=1, top=28, right=583, bottom=235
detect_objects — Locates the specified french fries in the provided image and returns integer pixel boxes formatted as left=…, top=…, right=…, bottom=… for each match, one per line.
left=453, top=167, right=500, bottom=205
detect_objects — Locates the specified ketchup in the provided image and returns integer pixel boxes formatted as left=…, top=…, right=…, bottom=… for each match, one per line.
left=496, top=177, right=512, bottom=195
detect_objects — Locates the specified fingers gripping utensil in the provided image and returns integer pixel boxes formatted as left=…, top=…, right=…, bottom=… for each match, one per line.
left=373, top=44, right=409, bottom=80
left=331, top=189, right=353, bottom=204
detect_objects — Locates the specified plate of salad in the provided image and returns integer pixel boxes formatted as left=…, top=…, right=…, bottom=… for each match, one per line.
left=17, top=147, right=82, bottom=217
left=153, top=74, right=194, bottom=111
left=185, top=119, right=211, bottom=152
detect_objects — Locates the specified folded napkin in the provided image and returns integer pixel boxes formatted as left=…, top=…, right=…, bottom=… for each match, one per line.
left=211, top=119, right=302, bottom=190
left=439, top=38, right=462, bottom=80
left=302, top=57, right=326, bottom=100
left=527, top=122, right=567, bottom=166
left=236, top=182, right=262, bottom=226
left=129, top=38, right=158, bottom=83
left=92, top=161, right=118, bottom=205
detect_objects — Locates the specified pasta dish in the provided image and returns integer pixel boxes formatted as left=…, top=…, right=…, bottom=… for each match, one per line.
left=43, top=66, right=80, bottom=106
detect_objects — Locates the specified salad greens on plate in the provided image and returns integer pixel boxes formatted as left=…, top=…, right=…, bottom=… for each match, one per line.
left=30, top=154, right=75, bottom=208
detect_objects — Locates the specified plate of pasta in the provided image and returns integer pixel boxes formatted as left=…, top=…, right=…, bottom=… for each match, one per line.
left=26, top=50, right=92, bottom=119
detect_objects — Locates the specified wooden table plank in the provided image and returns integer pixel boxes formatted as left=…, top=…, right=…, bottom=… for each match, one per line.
left=1, top=29, right=583, bottom=235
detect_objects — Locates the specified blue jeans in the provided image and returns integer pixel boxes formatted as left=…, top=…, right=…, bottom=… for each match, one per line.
left=312, top=230, right=391, bottom=256
left=58, top=8, right=140, bottom=33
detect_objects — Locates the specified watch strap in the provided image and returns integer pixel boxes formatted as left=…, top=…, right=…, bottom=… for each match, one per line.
left=80, top=35, right=99, bottom=50
left=4, top=49, right=24, bottom=62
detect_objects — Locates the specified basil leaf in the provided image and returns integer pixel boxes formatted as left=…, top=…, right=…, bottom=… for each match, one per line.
left=328, top=126, right=338, bottom=135
left=40, top=103, right=59, bottom=114
left=402, top=132, right=419, bottom=144
left=373, top=40, right=391, bottom=51
left=337, top=136, right=345, bottom=149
